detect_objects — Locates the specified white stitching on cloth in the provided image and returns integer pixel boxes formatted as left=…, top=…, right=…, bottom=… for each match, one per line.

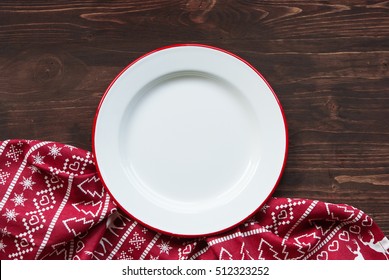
left=35, top=174, right=74, bottom=259
left=0, top=141, right=50, bottom=212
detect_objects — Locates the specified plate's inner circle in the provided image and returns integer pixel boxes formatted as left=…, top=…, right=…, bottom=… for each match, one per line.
left=120, top=72, right=261, bottom=211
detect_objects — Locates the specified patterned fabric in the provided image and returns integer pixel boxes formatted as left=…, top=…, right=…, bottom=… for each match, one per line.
left=0, top=139, right=388, bottom=260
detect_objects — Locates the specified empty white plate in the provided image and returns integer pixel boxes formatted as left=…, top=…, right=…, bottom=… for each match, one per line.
left=93, top=44, right=288, bottom=237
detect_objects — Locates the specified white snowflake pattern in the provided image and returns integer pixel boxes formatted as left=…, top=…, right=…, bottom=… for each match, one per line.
left=28, top=165, right=41, bottom=174
left=157, top=241, right=173, bottom=255
left=0, top=227, right=11, bottom=237
left=2, top=208, right=19, bottom=223
left=0, top=239, right=7, bottom=252
left=11, top=193, right=27, bottom=207
left=129, top=232, right=146, bottom=250
left=32, top=152, right=45, bottom=165
left=118, top=251, right=133, bottom=260
left=19, top=176, right=36, bottom=191
left=6, top=144, right=23, bottom=162
left=0, top=169, right=10, bottom=185
left=149, top=255, right=160, bottom=260
left=48, top=144, right=62, bottom=159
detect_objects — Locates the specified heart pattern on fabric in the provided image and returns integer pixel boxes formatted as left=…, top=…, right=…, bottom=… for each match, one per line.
left=350, top=225, right=361, bottom=234
left=316, top=251, right=328, bottom=260
left=20, top=238, right=29, bottom=248
left=50, top=176, right=60, bottom=184
left=39, top=195, right=50, bottom=206
left=328, top=240, right=339, bottom=252
left=69, top=161, right=80, bottom=171
left=339, top=231, right=350, bottom=241
left=29, top=215, right=40, bottom=226
left=362, top=216, right=373, bottom=227
left=76, top=241, right=85, bottom=253
left=278, top=210, right=288, bottom=220
left=183, top=245, right=192, bottom=254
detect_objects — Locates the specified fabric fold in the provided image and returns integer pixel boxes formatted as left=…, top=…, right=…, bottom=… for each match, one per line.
left=0, top=139, right=388, bottom=260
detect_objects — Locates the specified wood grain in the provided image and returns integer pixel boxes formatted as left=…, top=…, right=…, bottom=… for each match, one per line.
left=0, top=0, right=388, bottom=235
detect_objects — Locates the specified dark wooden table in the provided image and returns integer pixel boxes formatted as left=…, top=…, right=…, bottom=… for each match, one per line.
left=1, top=1, right=388, bottom=236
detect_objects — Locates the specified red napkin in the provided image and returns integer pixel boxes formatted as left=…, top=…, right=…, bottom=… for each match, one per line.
left=0, top=139, right=388, bottom=260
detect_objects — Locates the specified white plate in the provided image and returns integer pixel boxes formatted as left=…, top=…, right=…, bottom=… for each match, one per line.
left=93, top=44, right=288, bottom=237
